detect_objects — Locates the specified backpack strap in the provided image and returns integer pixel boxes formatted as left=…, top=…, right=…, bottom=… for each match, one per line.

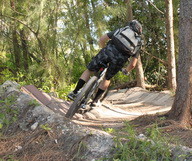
left=119, top=32, right=136, bottom=48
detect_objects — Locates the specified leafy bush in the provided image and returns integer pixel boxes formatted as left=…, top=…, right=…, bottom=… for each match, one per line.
left=111, top=122, right=172, bottom=161
left=0, top=96, right=19, bottom=135
left=57, top=83, right=76, bottom=100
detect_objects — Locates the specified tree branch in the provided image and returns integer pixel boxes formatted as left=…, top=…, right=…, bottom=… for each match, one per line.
left=146, top=0, right=164, bottom=15
left=1, top=14, right=38, bottom=35
left=141, top=49, right=168, bottom=65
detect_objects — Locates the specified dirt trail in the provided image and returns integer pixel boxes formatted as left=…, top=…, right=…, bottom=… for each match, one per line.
left=73, top=87, right=173, bottom=128
left=22, top=86, right=174, bottom=129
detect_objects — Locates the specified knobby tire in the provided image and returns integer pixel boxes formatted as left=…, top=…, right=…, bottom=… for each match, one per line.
left=65, top=76, right=98, bottom=118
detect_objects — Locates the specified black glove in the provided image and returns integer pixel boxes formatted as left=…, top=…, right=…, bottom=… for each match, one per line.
left=121, top=68, right=129, bottom=75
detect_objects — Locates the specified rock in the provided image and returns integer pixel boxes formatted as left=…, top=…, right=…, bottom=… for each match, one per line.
left=14, top=145, right=22, bottom=152
left=57, top=121, right=114, bottom=161
left=0, top=80, right=20, bottom=98
left=171, top=145, right=192, bottom=161
left=82, top=130, right=114, bottom=160
left=31, top=122, right=39, bottom=130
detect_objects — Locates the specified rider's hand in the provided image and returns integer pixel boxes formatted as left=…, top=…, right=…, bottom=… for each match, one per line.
left=121, top=68, right=129, bottom=75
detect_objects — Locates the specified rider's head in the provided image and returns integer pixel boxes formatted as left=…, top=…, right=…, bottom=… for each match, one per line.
left=128, top=20, right=142, bottom=35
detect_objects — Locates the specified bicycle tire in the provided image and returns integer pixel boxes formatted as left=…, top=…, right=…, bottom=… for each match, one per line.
left=65, top=76, right=98, bottom=118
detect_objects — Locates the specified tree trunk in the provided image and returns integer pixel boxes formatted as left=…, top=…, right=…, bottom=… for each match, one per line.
left=84, top=1, right=94, bottom=58
left=52, top=0, right=59, bottom=58
left=12, top=29, right=21, bottom=70
left=168, top=0, right=192, bottom=128
left=125, top=0, right=145, bottom=89
left=136, top=56, right=145, bottom=88
left=10, top=0, right=21, bottom=71
left=20, top=29, right=29, bottom=70
left=165, top=0, right=176, bottom=91
left=125, top=0, right=133, bottom=21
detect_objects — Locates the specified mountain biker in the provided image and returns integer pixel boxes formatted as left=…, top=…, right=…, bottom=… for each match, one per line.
left=68, top=20, right=143, bottom=107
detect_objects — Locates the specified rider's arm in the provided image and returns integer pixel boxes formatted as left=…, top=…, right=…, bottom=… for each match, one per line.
left=124, top=47, right=140, bottom=74
left=125, top=57, right=138, bottom=73
left=99, top=30, right=117, bottom=48
left=99, top=34, right=110, bottom=48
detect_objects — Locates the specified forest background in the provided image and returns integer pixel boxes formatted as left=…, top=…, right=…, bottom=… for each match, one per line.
left=0, top=0, right=179, bottom=99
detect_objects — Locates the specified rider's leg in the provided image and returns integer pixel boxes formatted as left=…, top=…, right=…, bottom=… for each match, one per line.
left=80, top=69, right=94, bottom=82
left=99, top=78, right=111, bottom=90
left=92, top=78, right=110, bottom=103
left=69, top=47, right=106, bottom=100
left=73, top=69, right=94, bottom=94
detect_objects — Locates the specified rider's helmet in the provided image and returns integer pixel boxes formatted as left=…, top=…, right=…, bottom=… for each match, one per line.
left=128, top=20, right=142, bottom=35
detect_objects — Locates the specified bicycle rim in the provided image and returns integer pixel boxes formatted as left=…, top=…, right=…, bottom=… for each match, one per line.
left=65, top=76, right=98, bottom=118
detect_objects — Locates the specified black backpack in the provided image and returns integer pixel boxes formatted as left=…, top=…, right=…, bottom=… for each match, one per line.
left=112, top=26, right=141, bottom=55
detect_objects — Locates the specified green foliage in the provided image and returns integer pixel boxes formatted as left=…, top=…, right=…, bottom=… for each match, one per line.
left=103, top=127, right=116, bottom=134
left=40, top=124, right=52, bottom=131
left=145, top=63, right=167, bottom=88
left=111, top=122, right=172, bottom=161
left=0, top=0, right=180, bottom=94
left=0, top=69, right=14, bottom=84
left=112, top=70, right=136, bottom=88
left=28, top=99, right=40, bottom=106
left=57, top=83, right=76, bottom=100
left=0, top=96, right=19, bottom=133
left=70, top=57, right=87, bottom=83
left=0, top=155, right=19, bottom=161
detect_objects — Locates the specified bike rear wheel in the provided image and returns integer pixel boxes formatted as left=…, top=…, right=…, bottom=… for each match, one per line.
left=65, top=76, right=98, bottom=118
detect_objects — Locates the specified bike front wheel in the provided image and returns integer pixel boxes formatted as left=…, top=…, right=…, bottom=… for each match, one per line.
left=65, top=76, right=98, bottom=118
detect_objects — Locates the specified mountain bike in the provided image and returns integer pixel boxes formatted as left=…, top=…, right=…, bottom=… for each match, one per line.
left=65, top=65, right=108, bottom=119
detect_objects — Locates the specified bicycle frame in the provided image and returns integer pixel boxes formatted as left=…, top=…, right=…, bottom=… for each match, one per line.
left=83, top=67, right=107, bottom=104
left=65, top=67, right=108, bottom=118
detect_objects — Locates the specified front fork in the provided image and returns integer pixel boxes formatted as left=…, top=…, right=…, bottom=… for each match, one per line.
left=79, top=68, right=107, bottom=110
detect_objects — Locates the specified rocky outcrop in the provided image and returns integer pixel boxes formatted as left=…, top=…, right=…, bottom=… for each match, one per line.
left=0, top=81, right=114, bottom=160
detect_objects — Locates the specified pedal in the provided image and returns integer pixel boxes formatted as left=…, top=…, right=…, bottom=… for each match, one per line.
left=78, top=104, right=92, bottom=114
left=78, top=108, right=87, bottom=114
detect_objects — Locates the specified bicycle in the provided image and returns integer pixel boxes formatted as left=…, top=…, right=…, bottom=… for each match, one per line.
left=65, top=65, right=108, bottom=119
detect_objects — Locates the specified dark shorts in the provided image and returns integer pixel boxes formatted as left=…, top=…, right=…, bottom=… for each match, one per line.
left=87, top=43, right=129, bottom=80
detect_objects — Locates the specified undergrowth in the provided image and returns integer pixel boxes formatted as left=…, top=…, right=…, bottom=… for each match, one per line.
left=0, top=96, right=19, bottom=135
left=104, top=121, right=172, bottom=161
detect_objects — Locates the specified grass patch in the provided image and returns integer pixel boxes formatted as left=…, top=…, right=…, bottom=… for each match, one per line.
left=105, top=122, right=172, bottom=161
